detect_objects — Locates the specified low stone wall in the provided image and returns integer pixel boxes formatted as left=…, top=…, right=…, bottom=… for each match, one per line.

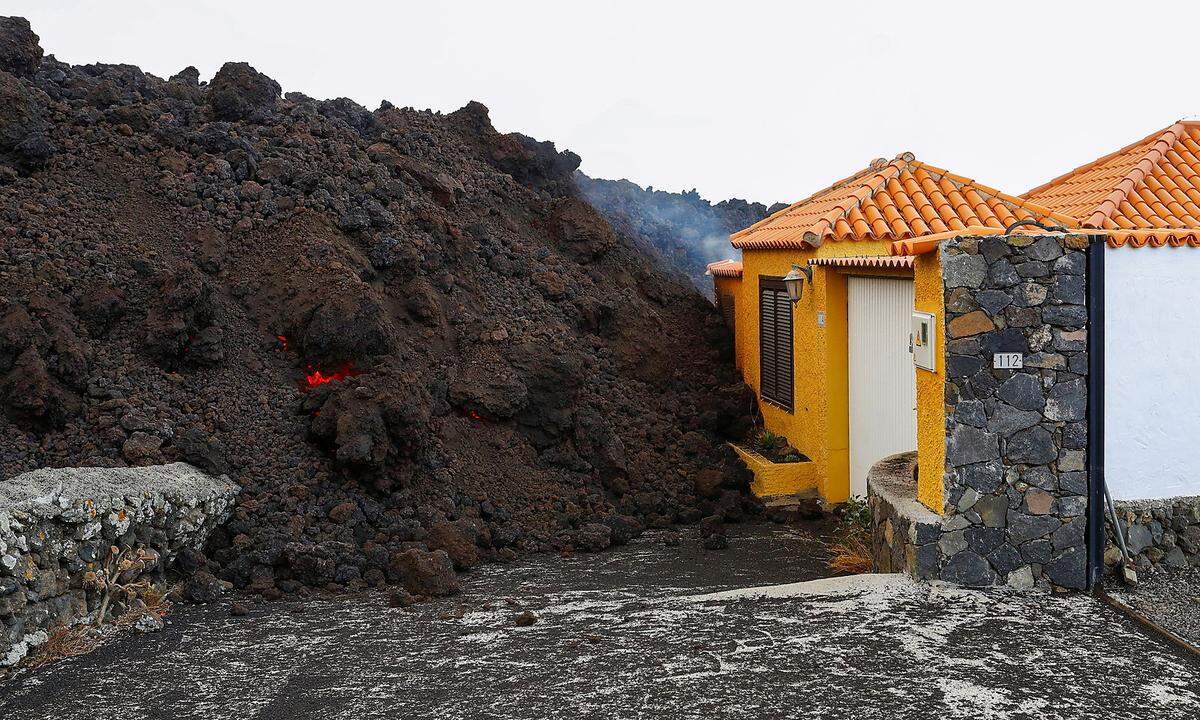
left=1105, top=496, right=1200, bottom=572
left=868, top=452, right=940, bottom=578
left=0, top=463, right=239, bottom=666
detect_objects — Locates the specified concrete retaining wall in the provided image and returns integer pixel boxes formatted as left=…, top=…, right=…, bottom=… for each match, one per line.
left=0, top=463, right=238, bottom=665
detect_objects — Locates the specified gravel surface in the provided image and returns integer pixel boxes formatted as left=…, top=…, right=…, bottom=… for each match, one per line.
left=2, top=523, right=1198, bottom=720
left=1109, top=567, right=1200, bottom=648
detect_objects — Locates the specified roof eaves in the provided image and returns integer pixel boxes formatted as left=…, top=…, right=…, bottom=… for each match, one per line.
left=1100, top=228, right=1200, bottom=248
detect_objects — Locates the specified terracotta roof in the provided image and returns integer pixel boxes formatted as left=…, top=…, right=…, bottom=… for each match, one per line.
left=809, top=255, right=916, bottom=269
left=889, top=226, right=1010, bottom=256
left=731, top=153, right=1070, bottom=250
left=1099, top=229, right=1200, bottom=248
left=705, top=259, right=743, bottom=278
left=1023, top=121, right=1200, bottom=246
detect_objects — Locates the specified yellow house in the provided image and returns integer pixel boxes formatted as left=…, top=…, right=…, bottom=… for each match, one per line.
left=709, top=153, right=1071, bottom=513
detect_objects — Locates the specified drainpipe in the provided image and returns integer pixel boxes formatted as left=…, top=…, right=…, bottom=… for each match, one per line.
left=1085, top=234, right=1106, bottom=589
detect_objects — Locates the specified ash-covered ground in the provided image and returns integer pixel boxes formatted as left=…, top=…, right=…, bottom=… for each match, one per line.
left=1109, top=567, right=1200, bottom=650
left=3, top=523, right=1196, bottom=720
left=0, top=17, right=761, bottom=601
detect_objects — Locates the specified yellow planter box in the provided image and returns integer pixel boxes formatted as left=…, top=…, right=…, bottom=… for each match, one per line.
left=730, top=443, right=819, bottom=498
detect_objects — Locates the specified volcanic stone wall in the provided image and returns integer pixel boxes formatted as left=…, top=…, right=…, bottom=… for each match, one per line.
left=0, top=463, right=238, bottom=666
left=1106, top=497, right=1200, bottom=572
left=940, top=233, right=1090, bottom=590
left=871, top=233, right=1091, bottom=590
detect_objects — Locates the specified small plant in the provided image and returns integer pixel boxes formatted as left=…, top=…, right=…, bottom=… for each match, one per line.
left=839, top=496, right=872, bottom=533
left=83, top=545, right=158, bottom=626
left=23, top=625, right=100, bottom=670
left=826, top=496, right=874, bottom=575
left=756, top=429, right=780, bottom=454
left=827, top=534, right=873, bottom=574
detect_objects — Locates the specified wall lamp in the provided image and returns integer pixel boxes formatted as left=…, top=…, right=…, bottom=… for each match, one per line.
left=782, top=263, right=812, bottom=303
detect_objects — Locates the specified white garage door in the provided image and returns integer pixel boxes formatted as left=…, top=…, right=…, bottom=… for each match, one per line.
left=848, top=276, right=917, bottom=497
left=1105, top=248, right=1200, bottom=500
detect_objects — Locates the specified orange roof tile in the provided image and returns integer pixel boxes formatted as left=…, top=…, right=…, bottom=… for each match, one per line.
left=705, top=259, right=743, bottom=278
left=1098, top=229, right=1200, bottom=248
left=1023, top=121, right=1200, bottom=246
left=731, top=153, right=1071, bottom=250
left=888, top=226, right=1011, bottom=256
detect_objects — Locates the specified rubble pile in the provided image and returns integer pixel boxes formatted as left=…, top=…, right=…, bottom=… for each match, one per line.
left=0, top=18, right=759, bottom=600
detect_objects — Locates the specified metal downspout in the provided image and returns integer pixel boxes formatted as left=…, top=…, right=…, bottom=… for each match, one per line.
left=1085, top=234, right=1106, bottom=589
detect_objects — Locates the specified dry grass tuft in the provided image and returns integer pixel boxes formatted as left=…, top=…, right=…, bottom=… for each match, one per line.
left=19, top=582, right=175, bottom=672
left=825, top=496, right=874, bottom=575
left=827, top=533, right=873, bottom=574
left=23, top=625, right=101, bottom=670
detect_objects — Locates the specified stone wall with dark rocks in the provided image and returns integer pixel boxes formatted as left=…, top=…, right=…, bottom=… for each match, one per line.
left=870, top=233, right=1091, bottom=590
left=1106, top=496, right=1200, bottom=573
left=941, top=233, right=1090, bottom=589
left=869, top=452, right=941, bottom=578
left=0, top=463, right=238, bottom=666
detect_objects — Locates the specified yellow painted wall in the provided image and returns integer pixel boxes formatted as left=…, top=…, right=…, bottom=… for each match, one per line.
left=719, top=243, right=946, bottom=512
left=913, top=251, right=946, bottom=513
left=713, top=276, right=741, bottom=368
left=714, top=275, right=740, bottom=300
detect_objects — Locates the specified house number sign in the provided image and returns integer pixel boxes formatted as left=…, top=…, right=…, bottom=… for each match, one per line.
left=993, top=353, right=1023, bottom=369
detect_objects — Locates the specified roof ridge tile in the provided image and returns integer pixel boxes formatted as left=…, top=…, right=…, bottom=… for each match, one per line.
left=729, top=161, right=890, bottom=242
left=802, top=157, right=909, bottom=246
left=1082, top=122, right=1186, bottom=228
left=730, top=154, right=1068, bottom=251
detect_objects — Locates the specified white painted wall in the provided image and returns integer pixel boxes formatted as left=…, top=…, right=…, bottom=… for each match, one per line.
left=1105, top=248, right=1200, bottom=500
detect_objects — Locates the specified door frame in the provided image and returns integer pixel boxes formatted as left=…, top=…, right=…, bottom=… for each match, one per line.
left=845, top=273, right=918, bottom=498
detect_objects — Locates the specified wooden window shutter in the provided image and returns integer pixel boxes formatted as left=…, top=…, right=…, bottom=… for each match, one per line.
left=758, top=277, right=794, bottom=412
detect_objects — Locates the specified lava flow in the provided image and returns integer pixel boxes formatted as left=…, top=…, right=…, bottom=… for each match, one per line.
left=304, top=363, right=361, bottom=389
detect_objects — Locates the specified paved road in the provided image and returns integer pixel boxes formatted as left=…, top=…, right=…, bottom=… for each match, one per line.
left=2, top=524, right=1197, bottom=719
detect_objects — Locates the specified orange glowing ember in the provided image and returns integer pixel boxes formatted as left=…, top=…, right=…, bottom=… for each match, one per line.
left=276, top=335, right=290, bottom=351
left=304, top=363, right=360, bottom=389
left=467, top=409, right=484, bottom=421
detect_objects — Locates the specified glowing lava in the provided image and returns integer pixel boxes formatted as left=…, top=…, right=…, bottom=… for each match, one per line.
left=304, top=363, right=360, bottom=389
left=276, top=335, right=360, bottom=390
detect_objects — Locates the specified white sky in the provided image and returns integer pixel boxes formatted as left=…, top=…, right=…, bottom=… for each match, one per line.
left=7, top=1, right=1198, bottom=205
